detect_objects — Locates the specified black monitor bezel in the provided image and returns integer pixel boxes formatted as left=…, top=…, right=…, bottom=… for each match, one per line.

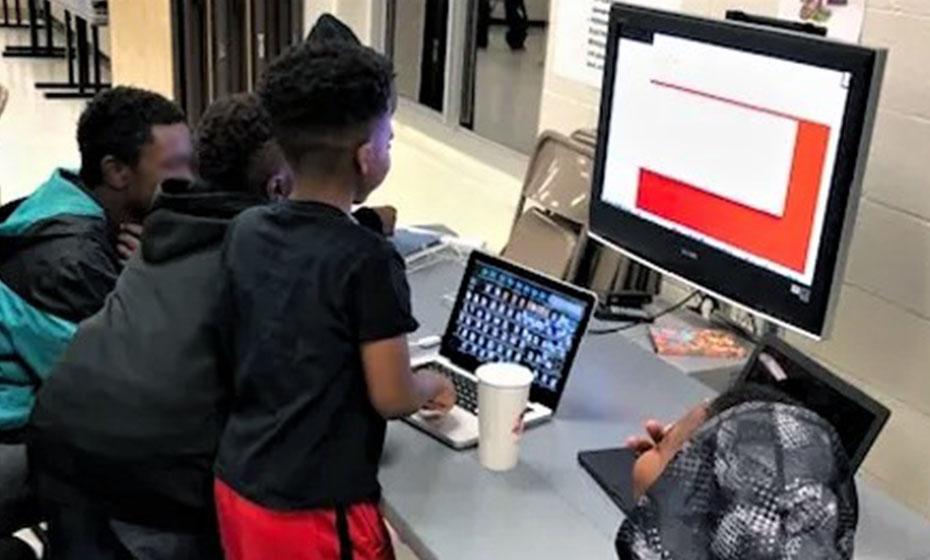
left=589, top=3, right=880, bottom=338
left=440, top=251, right=597, bottom=411
left=736, top=335, right=891, bottom=472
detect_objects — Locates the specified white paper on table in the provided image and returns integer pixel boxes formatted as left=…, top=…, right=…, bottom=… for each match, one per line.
left=777, top=0, right=865, bottom=43
left=551, top=0, right=683, bottom=89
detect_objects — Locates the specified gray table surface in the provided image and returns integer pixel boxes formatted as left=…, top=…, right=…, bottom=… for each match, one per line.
left=382, top=253, right=930, bottom=560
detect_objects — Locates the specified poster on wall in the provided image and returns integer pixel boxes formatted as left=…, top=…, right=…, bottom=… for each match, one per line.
left=777, top=0, right=866, bottom=43
left=552, top=0, right=683, bottom=89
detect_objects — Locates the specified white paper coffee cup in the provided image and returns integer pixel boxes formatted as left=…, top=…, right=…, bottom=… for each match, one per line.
left=476, top=362, right=534, bottom=472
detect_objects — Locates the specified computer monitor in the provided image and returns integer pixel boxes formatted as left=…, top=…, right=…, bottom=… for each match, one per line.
left=588, top=4, right=886, bottom=338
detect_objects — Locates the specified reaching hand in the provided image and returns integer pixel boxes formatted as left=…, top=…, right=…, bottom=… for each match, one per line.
left=421, top=375, right=457, bottom=415
left=117, top=223, right=143, bottom=263
left=629, top=404, right=709, bottom=499
left=625, top=419, right=671, bottom=456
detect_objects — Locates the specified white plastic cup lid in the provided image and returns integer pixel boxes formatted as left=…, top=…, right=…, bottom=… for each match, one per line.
left=476, top=363, right=534, bottom=389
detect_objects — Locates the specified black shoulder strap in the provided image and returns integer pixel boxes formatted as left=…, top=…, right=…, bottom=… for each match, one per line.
left=0, top=350, right=44, bottom=389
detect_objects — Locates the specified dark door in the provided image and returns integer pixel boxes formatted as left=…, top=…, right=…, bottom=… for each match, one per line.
left=172, top=0, right=304, bottom=122
left=250, top=0, right=303, bottom=89
left=418, top=0, right=449, bottom=112
left=212, top=0, right=248, bottom=99
left=172, top=0, right=208, bottom=123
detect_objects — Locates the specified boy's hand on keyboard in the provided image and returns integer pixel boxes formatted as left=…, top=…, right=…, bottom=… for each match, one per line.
left=421, top=374, right=457, bottom=415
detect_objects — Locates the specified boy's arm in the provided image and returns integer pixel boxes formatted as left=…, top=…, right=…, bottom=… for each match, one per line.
left=352, top=206, right=397, bottom=236
left=362, top=335, right=456, bottom=419
left=353, top=244, right=453, bottom=418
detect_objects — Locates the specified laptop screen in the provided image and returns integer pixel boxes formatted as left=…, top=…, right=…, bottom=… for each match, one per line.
left=443, top=254, right=594, bottom=407
left=739, top=338, right=890, bottom=471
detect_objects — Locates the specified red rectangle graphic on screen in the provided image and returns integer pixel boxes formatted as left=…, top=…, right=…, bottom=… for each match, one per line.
left=635, top=121, right=830, bottom=272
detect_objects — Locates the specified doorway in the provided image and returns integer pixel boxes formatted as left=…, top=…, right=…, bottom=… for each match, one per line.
left=470, top=0, right=549, bottom=154
left=388, top=0, right=450, bottom=114
left=385, top=0, right=550, bottom=155
left=171, top=0, right=304, bottom=123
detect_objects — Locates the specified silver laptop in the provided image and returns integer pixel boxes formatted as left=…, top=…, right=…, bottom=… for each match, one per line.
left=405, top=252, right=597, bottom=449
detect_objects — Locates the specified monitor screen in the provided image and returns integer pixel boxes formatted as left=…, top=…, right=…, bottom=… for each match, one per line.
left=446, top=259, right=590, bottom=395
left=589, top=5, right=884, bottom=338
left=602, top=33, right=848, bottom=287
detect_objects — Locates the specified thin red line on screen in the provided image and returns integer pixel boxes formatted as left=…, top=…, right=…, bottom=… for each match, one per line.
left=649, top=79, right=824, bottom=125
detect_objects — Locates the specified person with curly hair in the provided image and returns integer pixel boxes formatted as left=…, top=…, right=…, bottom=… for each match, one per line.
left=0, top=86, right=190, bottom=558
left=212, top=42, right=456, bottom=560
left=27, top=93, right=290, bottom=560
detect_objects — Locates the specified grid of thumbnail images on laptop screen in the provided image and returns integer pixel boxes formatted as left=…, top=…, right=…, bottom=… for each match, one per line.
left=449, top=262, right=588, bottom=392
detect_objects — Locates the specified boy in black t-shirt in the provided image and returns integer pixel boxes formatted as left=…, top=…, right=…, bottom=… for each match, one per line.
left=213, top=43, right=456, bottom=560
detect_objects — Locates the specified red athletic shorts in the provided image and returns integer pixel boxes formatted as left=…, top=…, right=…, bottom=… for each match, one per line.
left=214, top=479, right=395, bottom=560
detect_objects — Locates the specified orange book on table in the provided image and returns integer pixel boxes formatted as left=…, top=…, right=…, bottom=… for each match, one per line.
left=649, top=327, right=748, bottom=359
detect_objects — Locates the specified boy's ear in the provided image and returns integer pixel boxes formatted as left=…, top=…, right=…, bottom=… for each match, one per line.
left=100, top=155, right=131, bottom=191
left=354, top=141, right=374, bottom=179
left=265, top=171, right=293, bottom=201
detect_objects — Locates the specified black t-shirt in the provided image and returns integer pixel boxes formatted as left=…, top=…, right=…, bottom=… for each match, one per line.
left=214, top=201, right=419, bottom=510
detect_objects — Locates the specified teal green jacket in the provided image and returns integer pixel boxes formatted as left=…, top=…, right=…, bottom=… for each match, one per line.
left=0, top=170, right=120, bottom=430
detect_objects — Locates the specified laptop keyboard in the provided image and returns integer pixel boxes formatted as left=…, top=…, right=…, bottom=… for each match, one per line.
left=416, top=363, right=479, bottom=414
left=415, top=362, right=536, bottom=419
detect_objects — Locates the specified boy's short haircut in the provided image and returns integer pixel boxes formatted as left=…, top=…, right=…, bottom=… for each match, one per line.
left=77, top=86, right=186, bottom=187
left=257, top=42, right=395, bottom=178
left=194, top=94, right=277, bottom=196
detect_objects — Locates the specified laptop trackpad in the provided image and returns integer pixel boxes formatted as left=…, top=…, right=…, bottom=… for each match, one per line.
left=413, top=407, right=479, bottom=439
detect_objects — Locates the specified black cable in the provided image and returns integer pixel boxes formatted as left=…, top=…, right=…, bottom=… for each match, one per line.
left=588, top=290, right=700, bottom=336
